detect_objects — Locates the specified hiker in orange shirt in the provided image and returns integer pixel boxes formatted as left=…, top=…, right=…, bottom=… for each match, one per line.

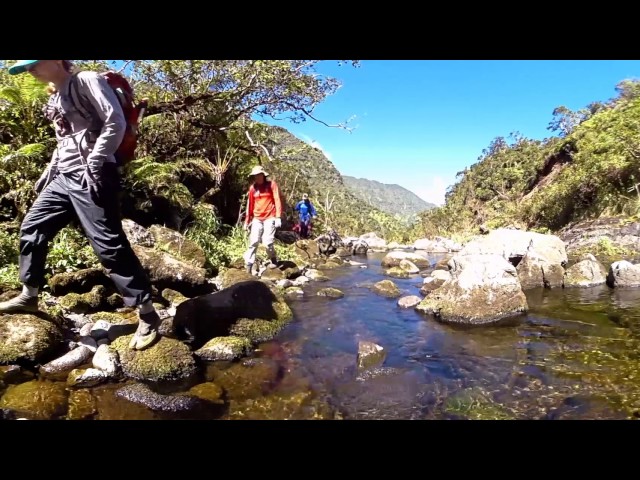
left=243, top=165, right=283, bottom=274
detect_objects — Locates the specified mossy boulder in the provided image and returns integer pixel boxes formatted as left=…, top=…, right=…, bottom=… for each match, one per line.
left=111, top=336, right=198, bottom=382
left=206, top=358, right=280, bottom=401
left=148, top=224, right=203, bottom=264
left=385, top=267, right=410, bottom=279
left=304, top=269, right=330, bottom=282
left=564, top=253, right=607, bottom=288
left=0, top=314, right=63, bottom=364
left=294, top=239, right=320, bottom=260
left=230, top=319, right=286, bottom=344
left=188, top=382, right=224, bottom=404
left=285, top=287, right=304, bottom=298
left=381, top=251, right=430, bottom=269
left=195, top=336, right=253, bottom=361
left=132, top=245, right=213, bottom=297
left=0, top=380, right=68, bottom=420
left=372, top=280, right=402, bottom=298
left=58, top=285, right=109, bottom=314
left=48, top=268, right=111, bottom=296
left=317, top=288, right=344, bottom=299
left=221, top=268, right=255, bottom=289
left=67, top=368, right=110, bottom=388
left=260, top=267, right=285, bottom=281
left=161, top=288, right=189, bottom=307
left=90, top=310, right=138, bottom=325
left=149, top=225, right=206, bottom=268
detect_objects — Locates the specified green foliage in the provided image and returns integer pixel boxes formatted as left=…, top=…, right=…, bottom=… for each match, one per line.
left=45, top=227, right=100, bottom=276
left=421, top=78, right=640, bottom=237
left=342, top=175, right=436, bottom=222
left=0, top=229, right=19, bottom=266
left=0, top=263, right=20, bottom=291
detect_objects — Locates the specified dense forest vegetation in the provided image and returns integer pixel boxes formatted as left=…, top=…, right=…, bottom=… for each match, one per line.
left=419, top=79, right=640, bottom=240
left=0, top=60, right=418, bottom=288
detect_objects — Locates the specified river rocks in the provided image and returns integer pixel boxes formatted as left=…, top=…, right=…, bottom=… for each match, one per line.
left=399, top=259, right=420, bottom=273
left=48, top=268, right=111, bottom=296
left=132, top=245, right=213, bottom=297
left=116, top=383, right=205, bottom=412
left=58, top=285, right=111, bottom=314
left=112, top=336, right=197, bottom=382
left=317, top=261, right=341, bottom=270
left=607, top=261, right=640, bottom=288
left=0, top=380, right=68, bottom=420
left=317, top=288, right=344, bottom=299
left=516, top=248, right=565, bottom=289
left=381, top=251, right=430, bottom=269
left=459, top=228, right=568, bottom=267
left=413, top=237, right=459, bottom=253
left=304, top=269, right=330, bottom=282
left=206, top=358, right=280, bottom=401
left=558, top=217, right=640, bottom=257
left=67, top=368, right=111, bottom=388
left=349, top=239, right=369, bottom=255
left=40, top=346, right=93, bottom=375
left=285, top=287, right=304, bottom=298
left=221, top=268, right=255, bottom=289
left=357, top=341, right=386, bottom=371
left=385, top=267, right=410, bottom=279
left=92, top=344, right=119, bottom=375
left=148, top=225, right=206, bottom=268
left=372, top=280, right=402, bottom=298
left=172, top=280, right=293, bottom=349
left=564, top=254, right=608, bottom=288
left=416, top=254, right=528, bottom=325
left=121, top=219, right=155, bottom=247
left=0, top=314, right=63, bottom=365
left=397, top=295, right=422, bottom=309
left=67, top=389, right=97, bottom=420
left=161, top=288, right=189, bottom=307
left=360, top=232, right=387, bottom=250
left=195, top=336, right=253, bottom=361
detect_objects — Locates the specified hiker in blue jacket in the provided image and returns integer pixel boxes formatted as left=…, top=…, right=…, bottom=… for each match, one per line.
left=294, top=193, right=317, bottom=239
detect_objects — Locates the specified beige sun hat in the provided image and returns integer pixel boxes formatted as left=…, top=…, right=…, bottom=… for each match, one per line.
left=248, top=165, right=269, bottom=177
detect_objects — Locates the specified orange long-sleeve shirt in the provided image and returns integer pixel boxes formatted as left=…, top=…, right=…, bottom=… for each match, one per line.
left=245, top=180, right=282, bottom=225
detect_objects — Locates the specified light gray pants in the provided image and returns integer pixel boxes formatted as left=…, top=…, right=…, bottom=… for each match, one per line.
left=243, top=217, right=277, bottom=266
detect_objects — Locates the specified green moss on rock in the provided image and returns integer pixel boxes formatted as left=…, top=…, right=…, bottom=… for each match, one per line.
left=221, top=268, right=255, bottom=289
left=149, top=225, right=207, bottom=268
left=372, top=280, right=402, bottom=298
left=0, top=380, right=68, bottom=420
left=0, top=314, right=63, bottom=364
left=161, top=288, right=189, bottom=307
left=47, top=268, right=109, bottom=296
left=188, top=382, right=224, bottom=404
left=111, top=336, right=198, bottom=382
left=317, top=288, right=344, bottom=299
left=230, top=319, right=285, bottom=344
left=90, top=311, right=138, bottom=325
left=58, top=285, right=108, bottom=314
left=67, top=389, right=97, bottom=420
left=195, top=336, right=253, bottom=361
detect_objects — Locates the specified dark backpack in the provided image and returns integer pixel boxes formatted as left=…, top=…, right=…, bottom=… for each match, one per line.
left=69, top=71, right=148, bottom=166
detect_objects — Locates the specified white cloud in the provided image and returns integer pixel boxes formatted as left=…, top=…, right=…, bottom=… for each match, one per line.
left=299, top=134, right=333, bottom=161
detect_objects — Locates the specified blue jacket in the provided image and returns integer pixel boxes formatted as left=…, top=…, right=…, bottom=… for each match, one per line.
left=295, top=199, right=317, bottom=221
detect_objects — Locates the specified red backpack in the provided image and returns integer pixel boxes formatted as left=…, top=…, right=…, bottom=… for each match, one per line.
left=69, top=71, right=148, bottom=166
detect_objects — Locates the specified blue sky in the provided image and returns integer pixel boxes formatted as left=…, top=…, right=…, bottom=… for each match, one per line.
left=257, top=60, right=640, bottom=205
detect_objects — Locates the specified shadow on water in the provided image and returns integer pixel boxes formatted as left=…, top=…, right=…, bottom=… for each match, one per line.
left=6, top=251, right=640, bottom=420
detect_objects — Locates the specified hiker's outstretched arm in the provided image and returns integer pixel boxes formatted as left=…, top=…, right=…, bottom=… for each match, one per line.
left=272, top=181, right=283, bottom=218
left=77, top=72, right=126, bottom=176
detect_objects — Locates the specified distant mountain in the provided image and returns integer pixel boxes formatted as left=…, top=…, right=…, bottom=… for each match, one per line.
left=342, top=175, right=437, bottom=220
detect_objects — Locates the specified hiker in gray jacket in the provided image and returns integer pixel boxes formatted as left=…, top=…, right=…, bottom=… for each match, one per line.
left=0, top=60, right=160, bottom=351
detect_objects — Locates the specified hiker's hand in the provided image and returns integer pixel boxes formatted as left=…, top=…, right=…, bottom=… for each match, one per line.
left=244, top=223, right=251, bottom=232
left=274, top=218, right=282, bottom=229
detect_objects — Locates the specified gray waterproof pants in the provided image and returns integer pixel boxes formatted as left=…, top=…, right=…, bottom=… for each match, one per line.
left=18, top=163, right=152, bottom=306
